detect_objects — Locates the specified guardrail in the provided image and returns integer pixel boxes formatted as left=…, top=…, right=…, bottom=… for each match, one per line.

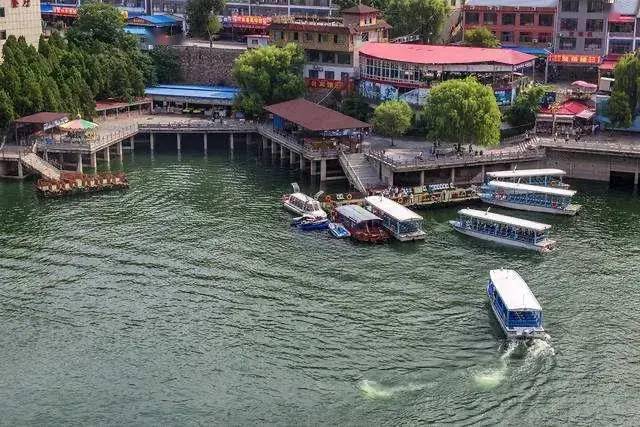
left=139, top=120, right=257, bottom=132
left=538, top=138, right=640, bottom=155
left=338, top=150, right=367, bottom=193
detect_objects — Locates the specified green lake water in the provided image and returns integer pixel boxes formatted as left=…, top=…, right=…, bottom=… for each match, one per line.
left=1, top=138, right=639, bottom=424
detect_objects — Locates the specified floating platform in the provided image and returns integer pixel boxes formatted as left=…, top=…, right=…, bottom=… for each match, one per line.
left=36, top=171, right=129, bottom=197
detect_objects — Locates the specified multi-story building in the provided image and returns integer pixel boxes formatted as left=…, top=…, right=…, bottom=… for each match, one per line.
left=269, top=5, right=390, bottom=90
left=224, top=0, right=338, bottom=18
left=1, top=0, right=42, bottom=59
left=554, top=0, right=611, bottom=55
left=463, top=0, right=557, bottom=49
left=605, top=0, right=640, bottom=55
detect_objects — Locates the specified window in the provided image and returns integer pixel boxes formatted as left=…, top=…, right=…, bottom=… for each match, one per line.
left=537, top=33, right=552, bottom=43
left=307, top=50, right=320, bottom=62
left=0, top=30, right=6, bottom=40
left=465, top=12, right=479, bottom=25
left=501, top=31, right=513, bottom=42
left=293, top=32, right=299, bottom=41
left=337, top=52, right=351, bottom=64
left=559, top=37, right=577, bottom=50
left=483, top=12, right=497, bottom=25
left=341, top=72, right=350, bottom=80
left=560, top=18, right=578, bottom=31
left=586, top=19, right=603, bottom=32
left=320, top=33, right=329, bottom=43
left=304, top=32, right=313, bottom=42
left=519, top=32, right=532, bottom=43
left=275, top=31, right=284, bottom=40
left=609, top=39, right=633, bottom=54
left=320, top=51, right=335, bottom=63
left=587, top=0, right=603, bottom=12
left=609, top=22, right=634, bottom=34
left=308, top=69, right=319, bottom=79
left=361, top=32, right=368, bottom=41
left=324, top=70, right=335, bottom=80
left=561, top=0, right=579, bottom=12
left=502, top=13, right=515, bottom=25
left=0, top=7, right=5, bottom=17
left=335, top=34, right=346, bottom=44
left=584, top=38, right=602, bottom=50
left=539, top=14, right=553, bottom=26
left=519, top=14, right=534, bottom=26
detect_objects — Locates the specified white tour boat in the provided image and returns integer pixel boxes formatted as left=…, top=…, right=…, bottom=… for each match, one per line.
left=486, top=168, right=569, bottom=188
left=282, top=183, right=327, bottom=219
left=487, top=269, right=545, bottom=340
left=449, top=208, right=556, bottom=253
left=479, top=181, right=580, bottom=215
left=364, top=196, right=426, bottom=241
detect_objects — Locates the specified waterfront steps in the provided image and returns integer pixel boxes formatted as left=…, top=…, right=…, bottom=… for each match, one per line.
left=340, top=153, right=384, bottom=192
left=21, top=153, right=61, bottom=181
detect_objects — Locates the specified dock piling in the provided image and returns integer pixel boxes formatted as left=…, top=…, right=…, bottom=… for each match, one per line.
left=203, top=133, right=208, bottom=155
left=320, top=159, right=327, bottom=182
left=117, top=141, right=123, bottom=160
left=310, top=160, right=317, bottom=176
left=17, top=161, right=23, bottom=179
left=271, top=140, right=278, bottom=156
left=299, top=156, right=305, bottom=171
left=229, top=133, right=234, bottom=151
left=176, top=133, right=182, bottom=154
left=289, top=150, right=295, bottom=165
left=77, top=153, right=83, bottom=173
left=90, top=152, right=97, bottom=169
left=104, top=147, right=110, bottom=169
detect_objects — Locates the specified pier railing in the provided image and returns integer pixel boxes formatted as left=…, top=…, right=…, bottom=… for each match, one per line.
left=138, top=120, right=257, bottom=133
left=366, top=147, right=546, bottom=171
left=537, top=138, right=640, bottom=156
left=34, top=124, right=139, bottom=153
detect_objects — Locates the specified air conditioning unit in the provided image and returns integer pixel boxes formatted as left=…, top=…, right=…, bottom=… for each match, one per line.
left=532, top=38, right=538, bottom=43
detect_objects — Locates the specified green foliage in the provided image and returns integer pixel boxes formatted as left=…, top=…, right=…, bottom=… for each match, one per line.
left=423, top=77, right=501, bottom=146
left=505, top=84, right=547, bottom=128
left=613, top=52, right=640, bottom=115
left=607, top=90, right=633, bottom=128
left=0, top=3, right=155, bottom=122
left=463, top=27, right=499, bottom=48
left=186, top=0, right=226, bottom=38
left=232, top=44, right=305, bottom=118
left=0, top=89, right=16, bottom=130
left=372, top=100, right=413, bottom=145
left=149, top=46, right=182, bottom=83
left=385, top=0, right=450, bottom=43
left=334, top=0, right=388, bottom=10
left=340, top=95, right=372, bottom=122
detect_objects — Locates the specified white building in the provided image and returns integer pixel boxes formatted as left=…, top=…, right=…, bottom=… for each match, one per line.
left=0, top=0, right=43, bottom=60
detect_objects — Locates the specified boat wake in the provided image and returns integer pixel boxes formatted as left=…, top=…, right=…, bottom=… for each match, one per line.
left=472, top=336, right=554, bottom=390
left=356, top=379, right=427, bottom=399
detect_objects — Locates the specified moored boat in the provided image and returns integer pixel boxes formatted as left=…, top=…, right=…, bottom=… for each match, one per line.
left=328, top=222, right=351, bottom=238
left=282, top=183, right=327, bottom=219
left=486, top=168, right=569, bottom=188
left=295, top=217, right=329, bottom=231
left=487, top=269, right=545, bottom=340
left=364, top=196, right=426, bottom=241
left=479, top=181, right=580, bottom=215
left=333, top=205, right=390, bottom=243
left=449, top=208, right=556, bottom=253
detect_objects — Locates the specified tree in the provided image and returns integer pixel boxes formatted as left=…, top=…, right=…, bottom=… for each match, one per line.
left=66, top=2, right=127, bottom=49
left=232, top=43, right=305, bottom=118
left=505, top=84, right=547, bottom=128
left=613, top=52, right=640, bottom=115
left=334, top=0, right=389, bottom=10
left=463, top=27, right=499, bottom=48
left=372, top=100, right=413, bottom=146
left=207, top=16, right=221, bottom=48
left=607, top=90, right=633, bottom=128
left=341, top=95, right=372, bottom=122
left=423, top=77, right=501, bottom=146
left=0, top=89, right=15, bottom=131
left=385, top=0, right=450, bottom=43
left=186, top=0, right=225, bottom=38
left=149, top=46, right=182, bottom=83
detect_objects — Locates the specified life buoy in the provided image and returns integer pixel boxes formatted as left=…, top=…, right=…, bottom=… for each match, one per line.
left=397, top=197, right=404, bottom=204
left=552, top=201, right=558, bottom=209
left=324, top=195, right=332, bottom=203
left=346, top=193, right=353, bottom=200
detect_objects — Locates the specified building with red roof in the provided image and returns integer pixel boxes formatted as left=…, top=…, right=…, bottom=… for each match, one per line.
left=358, top=42, right=536, bottom=106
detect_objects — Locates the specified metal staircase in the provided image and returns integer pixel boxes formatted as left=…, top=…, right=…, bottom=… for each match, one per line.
left=339, top=152, right=384, bottom=193
left=21, top=152, right=61, bottom=181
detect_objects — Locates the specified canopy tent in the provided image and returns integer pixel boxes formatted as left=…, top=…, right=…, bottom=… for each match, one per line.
left=59, top=119, right=99, bottom=131
left=571, top=80, right=598, bottom=91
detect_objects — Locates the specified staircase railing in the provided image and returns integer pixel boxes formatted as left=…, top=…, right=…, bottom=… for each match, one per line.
left=339, top=150, right=367, bottom=194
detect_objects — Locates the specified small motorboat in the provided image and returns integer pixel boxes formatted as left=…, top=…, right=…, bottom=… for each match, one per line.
left=328, top=222, right=351, bottom=238
left=296, top=217, right=329, bottom=231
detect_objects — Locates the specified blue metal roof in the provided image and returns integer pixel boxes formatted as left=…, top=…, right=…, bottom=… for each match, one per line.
left=41, top=2, right=53, bottom=13
left=124, top=26, right=153, bottom=37
left=502, top=46, right=551, bottom=56
left=130, top=14, right=181, bottom=27
left=335, top=205, right=381, bottom=223
left=144, top=85, right=239, bottom=101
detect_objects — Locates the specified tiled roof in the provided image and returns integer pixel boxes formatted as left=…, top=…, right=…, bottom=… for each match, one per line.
left=264, top=99, right=371, bottom=131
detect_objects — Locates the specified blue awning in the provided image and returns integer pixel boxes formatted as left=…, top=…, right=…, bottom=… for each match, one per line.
left=124, top=26, right=153, bottom=37
left=41, top=2, right=53, bottom=13
left=502, top=46, right=550, bottom=57
left=144, top=85, right=240, bottom=103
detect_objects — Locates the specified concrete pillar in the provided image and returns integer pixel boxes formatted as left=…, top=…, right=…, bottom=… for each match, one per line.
left=117, top=141, right=123, bottom=160
left=310, top=160, right=317, bottom=176
left=104, top=147, right=110, bottom=169
left=450, top=167, right=455, bottom=185
left=59, top=153, right=64, bottom=166
left=271, top=140, right=278, bottom=155
left=299, top=155, right=305, bottom=171
left=130, top=136, right=135, bottom=151
left=290, top=150, right=295, bottom=165
left=17, top=160, right=23, bottom=179
left=280, top=145, right=286, bottom=161
left=229, top=133, right=234, bottom=151
left=420, top=170, right=425, bottom=186
left=90, top=152, right=97, bottom=169
left=149, top=133, right=154, bottom=154
left=77, top=153, right=83, bottom=174
left=320, top=159, right=327, bottom=181
left=262, top=136, right=268, bottom=150
left=481, top=164, right=486, bottom=182
left=44, top=150, right=49, bottom=162
left=635, top=171, right=639, bottom=186
left=177, top=133, right=182, bottom=153
left=203, top=133, right=208, bottom=155
left=246, top=133, right=251, bottom=145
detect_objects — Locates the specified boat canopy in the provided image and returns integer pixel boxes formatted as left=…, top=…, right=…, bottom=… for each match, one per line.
left=364, top=196, right=423, bottom=222
left=335, top=204, right=381, bottom=223
left=458, top=208, right=551, bottom=232
left=487, top=181, right=577, bottom=197
left=291, top=192, right=317, bottom=203
left=490, top=269, right=542, bottom=311
left=487, top=169, right=566, bottom=179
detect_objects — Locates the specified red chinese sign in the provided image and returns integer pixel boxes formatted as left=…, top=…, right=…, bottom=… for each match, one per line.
left=548, top=54, right=601, bottom=65
left=222, top=15, right=271, bottom=29
left=13, top=0, right=31, bottom=7
left=52, top=6, right=78, bottom=16
left=306, top=78, right=355, bottom=91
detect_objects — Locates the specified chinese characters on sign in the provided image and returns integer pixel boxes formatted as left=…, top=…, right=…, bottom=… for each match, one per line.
left=305, top=78, right=355, bottom=92
left=548, top=54, right=601, bottom=65
left=11, top=0, right=29, bottom=7
left=52, top=6, right=78, bottom=16
left=222, top=15, right=272, bottom=29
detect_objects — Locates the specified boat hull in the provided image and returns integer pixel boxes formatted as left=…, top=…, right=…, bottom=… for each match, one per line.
left=328, top=223, right=351, bottom=238
left=391, top=230, right=427, bottom=242
left=480, top=196, right=581, bottom=216
left=449, top=221, right=555, bottom=253
left=283, top=201, right=327, bottom=219
left=487, top=284, right=545, bottom=340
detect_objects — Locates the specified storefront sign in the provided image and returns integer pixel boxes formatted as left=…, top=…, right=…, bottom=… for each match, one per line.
left=12, top=0, right=30, bottom=7
left=548, top=54, right=601, bottom=65
left=306, top=78, right=349, bottom=90
left=222, top=15, right=271, bottom=29
left=52, top=5, right=78, bottom=16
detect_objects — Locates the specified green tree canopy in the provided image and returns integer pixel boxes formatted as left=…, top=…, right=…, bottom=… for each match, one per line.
left=66, top=2, right=128, bottom=49
left=340, top=95, right=372, bottom=122
left=232, top=43, right=305, bottom=118
left=423, top=77, right=501, bottom=146
left=613, top=52, right=640, bottom=115
left=505, top=84, right=547, bottom=128
left=385, top=0, right=450, bottom=43
left=207, top=16, right=222, bottom=47
left=149, top=46, right=182, bottom=83
left=186, top=0, right=226, bottom=38
left=0, top=89, right=16, bottom=131
left=607, top=90, right=633, bottom=128
left=372, top=100, right=413, bottom=146
left=463, top=27, right=499, bottom=48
